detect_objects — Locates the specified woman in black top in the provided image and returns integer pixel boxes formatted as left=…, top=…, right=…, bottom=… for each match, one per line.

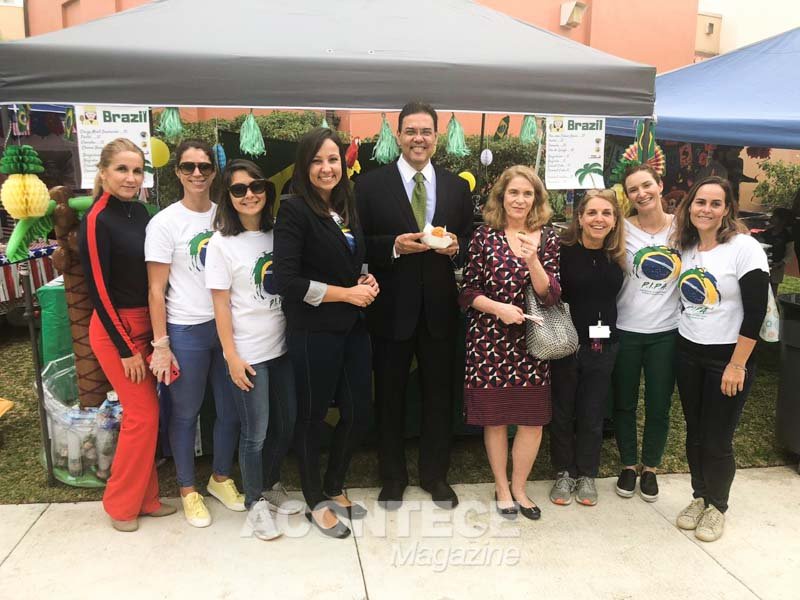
left=549, top=189, right=626, bottom=507
left=273, top=128, right=378, bottom=539
left=79, top=138, right=176, bottom=532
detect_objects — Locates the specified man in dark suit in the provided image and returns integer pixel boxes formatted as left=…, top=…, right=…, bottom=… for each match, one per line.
left=356, top=101, right=473, bottom=509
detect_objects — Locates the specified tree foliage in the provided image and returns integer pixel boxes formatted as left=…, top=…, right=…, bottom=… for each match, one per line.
left=752, top=159, right=800, bottom=209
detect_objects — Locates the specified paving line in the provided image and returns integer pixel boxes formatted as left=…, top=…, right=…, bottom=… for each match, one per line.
left=645, top=498, right=763, bottom=600
left=0, top=503, right=50, bottom=569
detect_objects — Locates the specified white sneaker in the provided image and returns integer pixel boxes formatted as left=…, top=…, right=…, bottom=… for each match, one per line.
left=676, top=498, right=706, bottom=530
left=246, top=498, right=282, bottom=541
left=181, top=492, right=212, bottom=528
left=262, top=482, right=303, bottom=515
left=695, top=506, right=725, bottom=542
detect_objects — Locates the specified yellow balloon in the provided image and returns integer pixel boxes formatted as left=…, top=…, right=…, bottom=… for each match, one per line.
left=150, top=137, right=170, bottom=169
left=458, top=171, right=476, bottom=192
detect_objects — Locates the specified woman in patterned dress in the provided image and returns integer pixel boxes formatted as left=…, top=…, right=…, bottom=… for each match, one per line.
left=459, top=165, right=560, bottom=520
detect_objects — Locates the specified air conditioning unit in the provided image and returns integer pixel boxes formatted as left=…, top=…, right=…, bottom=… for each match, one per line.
left=560, top=1, right=587, bottom=28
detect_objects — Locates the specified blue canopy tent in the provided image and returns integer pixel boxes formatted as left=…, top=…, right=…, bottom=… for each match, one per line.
left=607, top=27, right=800, bottom=149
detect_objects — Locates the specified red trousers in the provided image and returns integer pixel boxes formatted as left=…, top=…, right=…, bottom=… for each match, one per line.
left=89, top=308, right=162, bottom=521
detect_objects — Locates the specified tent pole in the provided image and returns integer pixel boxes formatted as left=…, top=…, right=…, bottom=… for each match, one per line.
left=477, top=113, right=486, bottom=192
left=534, top=119, right=545, bottom=177
left=19, top=260, right=55, bottom=486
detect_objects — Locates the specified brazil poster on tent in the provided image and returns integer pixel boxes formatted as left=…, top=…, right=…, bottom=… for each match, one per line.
left=75, top=105, right=154, bottom=189
left=545, top=116, right=606, bottom=190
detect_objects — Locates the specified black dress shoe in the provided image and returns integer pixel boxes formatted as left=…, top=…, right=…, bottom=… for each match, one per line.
left=494, top=493, right=518, bottom=520
left=378, top=482, right=406, bottom=511
left=326, top=498, right=368, bottom=520
left=305, top=510, right=351, bottom=539
left=513, top=496, right=542, bottom=520
left=421, top=481, right=459, bottom=509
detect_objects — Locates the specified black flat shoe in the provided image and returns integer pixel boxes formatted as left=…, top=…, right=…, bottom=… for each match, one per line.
left=421, top=480, right=459, bottom=509
left=326, top=499, right=368, bottom=520
left=305, top=510, right=351, bottom=539
left=378, top=482, right=407, bottom=511
left=514, top=497, right=542, bottom=521
left=494, top=493, right=518, bottom=520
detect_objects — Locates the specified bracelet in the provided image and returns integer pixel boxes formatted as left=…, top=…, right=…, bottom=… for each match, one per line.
left=728, top=363, right=747, bottom=374
left=151, top=336, right=170, bottom=349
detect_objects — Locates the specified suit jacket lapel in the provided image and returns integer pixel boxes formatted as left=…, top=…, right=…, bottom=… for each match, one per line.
left=387, top=163, right=420, bottom=233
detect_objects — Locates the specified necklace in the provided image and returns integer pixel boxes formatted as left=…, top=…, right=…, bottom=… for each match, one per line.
left=636, top=213, right=668, bottom=240
left=123, top=201, right=135, bottom=219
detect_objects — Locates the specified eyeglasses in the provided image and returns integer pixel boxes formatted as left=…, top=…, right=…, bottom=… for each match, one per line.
left=228, top=179, right=267, bottom=198
left=178, top=161, right=215, bottom=176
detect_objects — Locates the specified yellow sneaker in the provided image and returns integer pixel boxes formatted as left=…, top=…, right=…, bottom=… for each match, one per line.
left=181, top=491, right=212, bottom=528
left=207, top=476, right=246, bottom=512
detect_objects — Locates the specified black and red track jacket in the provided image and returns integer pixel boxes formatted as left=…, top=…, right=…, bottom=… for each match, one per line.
left=78, top=192, right=150, bottom=358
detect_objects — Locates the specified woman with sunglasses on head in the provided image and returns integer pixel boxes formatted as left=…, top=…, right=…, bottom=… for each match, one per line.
left=549, top=189, right=626, bottom=507
left=204, top=159, right=298, bottom=541
left=612, top=164, right=681, bottom=503
left=671, top=176, right=768, bottom=542
left=145, top=139, right=245, bottom=528
left=274, top=128, right=377, bottom=539
left=79, top=137, right=176, bottom=532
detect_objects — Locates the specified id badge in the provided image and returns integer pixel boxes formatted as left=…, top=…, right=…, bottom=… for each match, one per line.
left=589, top=324, right=611, bottom=339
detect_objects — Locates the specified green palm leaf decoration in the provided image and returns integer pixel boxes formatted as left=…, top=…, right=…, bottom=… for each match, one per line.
left=5, top=196, right=93, bottom=263
left=574, top=162, right=604, bottom=187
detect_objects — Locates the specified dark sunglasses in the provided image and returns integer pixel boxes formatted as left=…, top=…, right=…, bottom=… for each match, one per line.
left=228, top=179, right=267, bottom=198
left=177, top=161, right=215, bottom=176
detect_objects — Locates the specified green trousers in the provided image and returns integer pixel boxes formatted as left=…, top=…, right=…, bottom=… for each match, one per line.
left=611, top=329, right=676, bottom=468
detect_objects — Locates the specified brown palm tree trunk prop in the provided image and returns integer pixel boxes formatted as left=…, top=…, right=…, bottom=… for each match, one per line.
left=49, top=187, right=111, bottom=408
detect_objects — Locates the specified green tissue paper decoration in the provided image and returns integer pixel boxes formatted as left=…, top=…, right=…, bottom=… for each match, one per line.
left=0, top=145, right=45, bottom=174
left=371, top=113, right=400, bottom=164
left=157, top=107, right=184, bottom=142
left=321, top=115, right=330, bottom=129
left=446, top=113, right=470, bottom=157
left=520, top=115, right=538, bottom=146
left=239, top=111, right=266, bottom=157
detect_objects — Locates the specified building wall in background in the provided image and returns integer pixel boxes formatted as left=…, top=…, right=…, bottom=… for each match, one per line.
left=0, top=2, right=24, bottom=40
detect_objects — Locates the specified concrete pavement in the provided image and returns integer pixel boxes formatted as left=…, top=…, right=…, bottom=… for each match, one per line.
left=1, top=466, right=798, bottom=600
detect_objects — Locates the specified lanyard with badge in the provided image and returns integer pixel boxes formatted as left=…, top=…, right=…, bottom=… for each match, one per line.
left=589, top=311, right=611, bottom=352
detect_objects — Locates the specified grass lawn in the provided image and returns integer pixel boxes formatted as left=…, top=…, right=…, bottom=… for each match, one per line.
left=1, top=278, right=798, bottom=505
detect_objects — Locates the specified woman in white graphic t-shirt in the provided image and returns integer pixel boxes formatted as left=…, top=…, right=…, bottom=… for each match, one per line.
left=145, top=139, right=243, bottom=529
left=612, top=164, right=680, bottom=503
left=205, top=159, right=300, bottom=541
left=671, top=176, right=769, bottom=543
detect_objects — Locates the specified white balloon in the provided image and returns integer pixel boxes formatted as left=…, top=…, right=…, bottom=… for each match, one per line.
left=480, top=148, right=493, bottom=166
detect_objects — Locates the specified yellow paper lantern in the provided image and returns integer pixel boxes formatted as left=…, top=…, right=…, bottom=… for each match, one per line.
left=150, top=137, right=170, bottom=169
left=458, top=171, right=476, bottom=192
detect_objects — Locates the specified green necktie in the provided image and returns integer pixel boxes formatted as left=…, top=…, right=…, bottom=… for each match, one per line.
left=411, top=172, right=427, bottom=231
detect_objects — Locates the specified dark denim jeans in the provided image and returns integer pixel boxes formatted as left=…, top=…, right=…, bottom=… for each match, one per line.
left=166, top=319, right=239, bottom=488
left=676, top=338, right=755, bottom=513
left=228, top=353, right=297, bottom=509
left=550, top=342, right=619, bottom=478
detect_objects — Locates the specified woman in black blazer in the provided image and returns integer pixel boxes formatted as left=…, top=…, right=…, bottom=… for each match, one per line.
left=274, top=128, right=378, bottom=539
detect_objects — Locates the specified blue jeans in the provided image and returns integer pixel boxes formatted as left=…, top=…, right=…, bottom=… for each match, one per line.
left=167, top=319, right=239, bottom=488
left=229, top=353, right=297, bottom=509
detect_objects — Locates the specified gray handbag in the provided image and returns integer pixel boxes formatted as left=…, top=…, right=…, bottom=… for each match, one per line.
left=522, top=229, right=579, bottom=360
left=523, top=285, right=579, bottom=360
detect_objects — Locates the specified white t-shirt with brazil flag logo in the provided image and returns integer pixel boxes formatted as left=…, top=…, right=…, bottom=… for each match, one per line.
left=145, top=201, right=216, bottom=325
left=204, top=230, right=286, bottom=365
left=678, top=233, right=768, bottom=345
left=616, top=219, right=682, bottom=334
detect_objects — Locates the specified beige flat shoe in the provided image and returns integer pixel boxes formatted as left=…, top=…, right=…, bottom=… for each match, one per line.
left=141, top=503, right=177, bottom=518
left=111, top=518, right=139, bottom=532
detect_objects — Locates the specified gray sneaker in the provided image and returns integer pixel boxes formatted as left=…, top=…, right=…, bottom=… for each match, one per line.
left=549, top=471, right=577, bottom=505
left=575, top=476, right=598, bottom=506
left=262, top=482, right=303, bottom=515
left=694, top=506, right=725, bottom=542
left=676, top=498, right=706, bottom=530
left=246, top=498, right=282, bottom=541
